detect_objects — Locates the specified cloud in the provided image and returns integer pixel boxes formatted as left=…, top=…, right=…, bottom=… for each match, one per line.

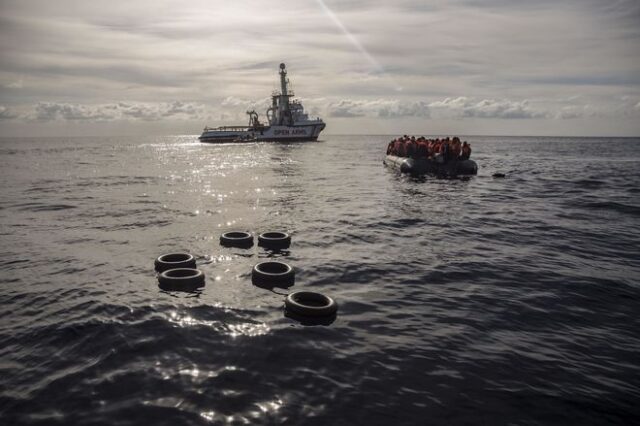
left=326, top=99, right=430, bottom=118
left=326, top=100, right=367, bottom=117
left=0, top=106, right=18, bottom=120
left=32, top=101, right=206, bottom=122
left=554, top=105, right=598, bottom=120
left=429, top=97, right=547, bottom=119
left=35, top=102, right=114, bottom=121
left=325, top=97, right=546, bottom=119
left=1, top=0, right=637, bottom=104
left=220, top=96, right=270, bottom=109
left=3, top=79, right=23, bottom=89
left=552, top=97, right=640, bottom=119
left=17, top=95, right=638, bottom=124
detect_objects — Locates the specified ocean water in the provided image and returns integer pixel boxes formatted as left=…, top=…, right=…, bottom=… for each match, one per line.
left=0, top=135, right=639, bottom=425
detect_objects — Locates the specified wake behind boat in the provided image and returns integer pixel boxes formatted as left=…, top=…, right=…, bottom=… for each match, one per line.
left=199, top=63, right=326, bottom=143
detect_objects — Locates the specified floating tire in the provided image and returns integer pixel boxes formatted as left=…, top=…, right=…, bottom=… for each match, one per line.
left=158, top=268, right=205, bottom=291
left=258, top=232, right=291, bottom=249
left=220, top=231, right=254, bottom=248
left=285, top=291, right=337, bottom=317
left=154, top=253, right=196, bottom=273
left=251, top=261, right=294, bottom=288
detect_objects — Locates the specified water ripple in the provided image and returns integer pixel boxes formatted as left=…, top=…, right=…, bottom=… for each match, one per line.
left=1, top=136, right=639, bottom=425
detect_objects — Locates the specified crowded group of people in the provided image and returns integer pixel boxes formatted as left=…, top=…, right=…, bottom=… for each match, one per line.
left=386, top=135, right=472, bottom=162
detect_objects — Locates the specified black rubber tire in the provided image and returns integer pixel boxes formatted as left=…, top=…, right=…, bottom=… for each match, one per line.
left=251, top=261, right=295, bottom=287
left=258, top=231, right=291, bottom=249
left=220, top=231, right=254, bottom=248
left=285, top=291, right=337, bottom=317
left=154, top=253, right=196, bottom=273
left=158, top=268, right=205, bottom=291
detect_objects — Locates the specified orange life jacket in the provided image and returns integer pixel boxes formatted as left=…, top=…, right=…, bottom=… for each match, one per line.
left=417, top=141, right=428, bottom=158
left=391, top=140, right=400, bottom=155
left=406, top=141, right=417, bottom=157
left=452, top=142, right=461, bottom=157
left=397, top=141, right=406, bottom=157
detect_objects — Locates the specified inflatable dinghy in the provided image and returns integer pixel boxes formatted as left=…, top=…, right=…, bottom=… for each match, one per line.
left=384, top=155, right=478, bottom=176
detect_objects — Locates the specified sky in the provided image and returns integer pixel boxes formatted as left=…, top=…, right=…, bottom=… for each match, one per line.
left=0, top=0, right=639, bottom=137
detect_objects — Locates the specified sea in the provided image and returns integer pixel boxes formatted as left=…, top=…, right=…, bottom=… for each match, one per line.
left=1, top=135, right=639, bottom=425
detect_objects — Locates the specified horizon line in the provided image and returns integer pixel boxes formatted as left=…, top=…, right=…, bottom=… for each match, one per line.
left=1, top=134, right=639, bottom=139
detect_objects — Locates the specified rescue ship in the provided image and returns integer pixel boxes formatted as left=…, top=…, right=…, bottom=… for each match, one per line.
left=199, top=63, right=326, bottom=143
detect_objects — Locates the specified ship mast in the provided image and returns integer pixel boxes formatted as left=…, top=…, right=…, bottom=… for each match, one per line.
left=277, top=63, right=291, bottom=125
left=279, top=63, right=288, bottom=99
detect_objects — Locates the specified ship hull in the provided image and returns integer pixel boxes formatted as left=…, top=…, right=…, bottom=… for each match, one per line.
left=199, top=123, right=325, bottom=143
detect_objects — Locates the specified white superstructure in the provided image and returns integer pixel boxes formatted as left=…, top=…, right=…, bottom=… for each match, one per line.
left=199, top=63, right=326, bottom=143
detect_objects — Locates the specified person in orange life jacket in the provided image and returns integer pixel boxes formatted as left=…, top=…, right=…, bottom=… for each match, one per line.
left=441, top=138, right=450, bottom=162
left=392, top=138, right=401, bottom=156
left=451, top=137, right=462, bottom=159
left=461, top=141, right=471, bottom=160
left=397, top=139, right=407, bottom=157
left=432, top=139, right=440, bottom=157
left=417, top=138, right=428, bottom=158
left=387, top=140, right=394, bottom=155
left=394, top=138, right=402, bottom=155
left=406, top=136, right=417, bottom=158
left=419, top=137, right=427, bottom=146
left=426, top=140, right=435, bottom=158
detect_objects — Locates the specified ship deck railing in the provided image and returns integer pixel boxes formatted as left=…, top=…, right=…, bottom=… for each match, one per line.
left=203, top=126, right=252, bottom=132
left=203, top=125, right=271, bottom=132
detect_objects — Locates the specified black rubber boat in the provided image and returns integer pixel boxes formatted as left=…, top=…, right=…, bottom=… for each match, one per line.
left=384, top=155, right=478, bottom=177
